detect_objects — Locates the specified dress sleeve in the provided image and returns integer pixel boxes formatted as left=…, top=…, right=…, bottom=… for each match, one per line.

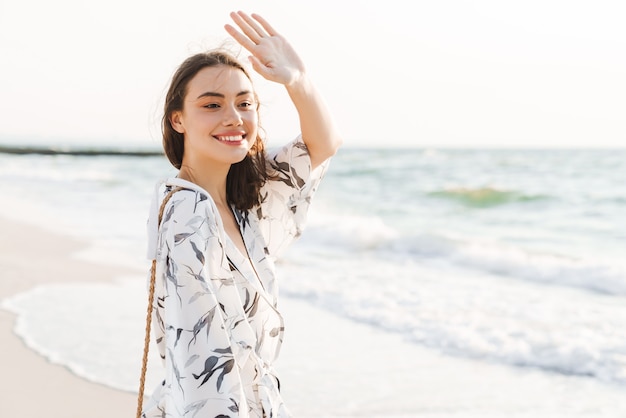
left=159, top=190, right=254, bottom=417
left=257, top=135, right=330, bottom=258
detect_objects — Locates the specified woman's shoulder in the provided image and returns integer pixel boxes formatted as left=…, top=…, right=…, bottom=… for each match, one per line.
left=160, top=179, right=215, bottom=221
left=265, top=135, right=307, bottom=165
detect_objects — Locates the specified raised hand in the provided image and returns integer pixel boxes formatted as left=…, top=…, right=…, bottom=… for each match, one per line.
left=224, top=11, right=306, bottom=87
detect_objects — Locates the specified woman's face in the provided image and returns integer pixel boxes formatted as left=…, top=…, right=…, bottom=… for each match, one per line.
left=172, top=65, right=258, bottom=166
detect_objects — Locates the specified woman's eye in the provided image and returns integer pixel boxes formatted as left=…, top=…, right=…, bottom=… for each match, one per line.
left=203, top=103, right=220, bottom=109
left=239, top=102, right=253, bottom=108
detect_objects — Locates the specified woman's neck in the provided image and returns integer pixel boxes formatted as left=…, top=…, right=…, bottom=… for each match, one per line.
left=178, top=162, right=230, bottom=207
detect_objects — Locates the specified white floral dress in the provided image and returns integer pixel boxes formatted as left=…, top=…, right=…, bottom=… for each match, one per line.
left=142, top=137, right=328, bottom=418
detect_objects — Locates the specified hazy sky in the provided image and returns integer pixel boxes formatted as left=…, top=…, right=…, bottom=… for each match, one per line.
left=1, top=0, right=624, bottom=148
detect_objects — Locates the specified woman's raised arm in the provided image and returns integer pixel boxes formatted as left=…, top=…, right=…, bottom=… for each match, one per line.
left=225, top=11, right=343, bottom=169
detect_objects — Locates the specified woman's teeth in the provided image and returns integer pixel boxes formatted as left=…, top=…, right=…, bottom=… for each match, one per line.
left=217, top=135, right=244, bottom=142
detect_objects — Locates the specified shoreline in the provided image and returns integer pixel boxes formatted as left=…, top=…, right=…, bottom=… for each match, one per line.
left=3, top=216, right=626, bottom=417
left=0, top=217, right=140, bottom=418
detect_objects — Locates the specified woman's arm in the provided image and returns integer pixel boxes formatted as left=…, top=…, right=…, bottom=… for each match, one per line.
left=225, top=11, right=343, bottom=170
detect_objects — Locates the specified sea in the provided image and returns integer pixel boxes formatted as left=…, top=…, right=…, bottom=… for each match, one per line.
left=1, top=142, right=625, bottom=417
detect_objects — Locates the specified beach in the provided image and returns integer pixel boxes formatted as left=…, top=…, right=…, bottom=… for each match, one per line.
left=4, top=214, right=626, bottom=418
left=1, top=146, right=626, bottom=417
left=0, top=218, right=137, bottom=418
left=1, top=215, right=436, bottom=418
left=0, top=216, right=432, bottom=418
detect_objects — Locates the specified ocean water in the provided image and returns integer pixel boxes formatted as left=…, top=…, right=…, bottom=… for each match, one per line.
left=1, top=144, right=626, bottom=415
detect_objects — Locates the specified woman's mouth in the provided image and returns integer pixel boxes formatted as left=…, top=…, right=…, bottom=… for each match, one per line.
left=214, top=134, right=246, bottom=145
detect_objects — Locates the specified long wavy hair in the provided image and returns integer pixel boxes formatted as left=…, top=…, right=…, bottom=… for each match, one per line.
left=162, top=51, right=267, bottom=211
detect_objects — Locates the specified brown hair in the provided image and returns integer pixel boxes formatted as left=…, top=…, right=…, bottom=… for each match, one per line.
left=162, top=51, right=267, bottom=211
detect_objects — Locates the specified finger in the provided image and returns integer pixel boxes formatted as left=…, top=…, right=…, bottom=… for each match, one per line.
left=230, top=11, right=265, bottom=44
left=248, top=55, right=265, bottom=72
left=224, top=24, right=256, bottom=52
left=250, top=13, right=278, bottom=37
left=236, top=11, right=271, bottom=39
left=248, top=55, right=273, bottom=79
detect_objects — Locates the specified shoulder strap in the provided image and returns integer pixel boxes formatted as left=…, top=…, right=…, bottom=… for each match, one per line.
left=136, top=186, right=184, bottom=418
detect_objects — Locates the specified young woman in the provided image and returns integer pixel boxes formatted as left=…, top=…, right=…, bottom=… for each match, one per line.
left=142, top=11, right=342, bottom=418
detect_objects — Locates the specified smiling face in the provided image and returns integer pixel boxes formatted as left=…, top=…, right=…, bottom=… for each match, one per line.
left=170, top=65, right=259, bottom=168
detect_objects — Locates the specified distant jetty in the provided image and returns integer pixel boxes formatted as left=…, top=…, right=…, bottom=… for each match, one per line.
left=0, top=145, right=163, bottom=157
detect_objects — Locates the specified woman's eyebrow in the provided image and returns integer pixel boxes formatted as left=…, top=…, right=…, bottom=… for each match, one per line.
left=196, top=90, right=252, bottom=100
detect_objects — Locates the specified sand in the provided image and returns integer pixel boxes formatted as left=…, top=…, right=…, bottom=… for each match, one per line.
left=0, top=218, right=139, bottom=417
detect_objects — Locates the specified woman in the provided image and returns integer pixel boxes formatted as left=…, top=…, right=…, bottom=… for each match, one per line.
left=142, top=11, right=342, bottom=418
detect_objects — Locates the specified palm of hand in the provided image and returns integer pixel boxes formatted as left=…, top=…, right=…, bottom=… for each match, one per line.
left=225, top=12, right=306, bottom=86
left=250, top=35, right=305, bottom=85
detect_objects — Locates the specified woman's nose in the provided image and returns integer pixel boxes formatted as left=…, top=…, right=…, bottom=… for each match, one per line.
left=223, top=105, right=243, bottom=126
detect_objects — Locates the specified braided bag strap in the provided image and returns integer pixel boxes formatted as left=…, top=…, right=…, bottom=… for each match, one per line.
left=136, top=186, right=183, bottom=418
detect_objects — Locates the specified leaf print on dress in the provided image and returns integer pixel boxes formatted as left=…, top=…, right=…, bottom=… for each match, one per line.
left=167, top=347, right=187, bottom=396
left=192, top=348, right=236, bottom=393
left=183, top=399, right=208, bottom=418
left=189, top=240, right=205, bottom=265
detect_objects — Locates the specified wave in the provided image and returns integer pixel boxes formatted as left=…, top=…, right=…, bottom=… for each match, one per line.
left=278, top=255, right=626, bottom=387
left=428, top=187, right=548, bottom=208
left=393, top=234, right=626, bottom=295
left=303, top=288, right=626, bottom=386
left=303, top=214, right=626, bottom=296
left=1, top=280, right=164, bottom=394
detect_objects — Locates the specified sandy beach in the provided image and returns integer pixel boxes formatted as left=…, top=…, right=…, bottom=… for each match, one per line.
left=0, top=218, right=138, bottom=417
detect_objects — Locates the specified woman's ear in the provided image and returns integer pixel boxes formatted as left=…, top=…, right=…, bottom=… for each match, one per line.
left=170, top=111, right=185, bottom=134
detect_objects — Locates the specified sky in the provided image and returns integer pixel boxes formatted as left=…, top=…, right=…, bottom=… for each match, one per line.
left=0, top=0, right=625, bottom=149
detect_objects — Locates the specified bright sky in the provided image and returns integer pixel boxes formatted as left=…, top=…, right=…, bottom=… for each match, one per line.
left=1, top=0, right=624, bottom=148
